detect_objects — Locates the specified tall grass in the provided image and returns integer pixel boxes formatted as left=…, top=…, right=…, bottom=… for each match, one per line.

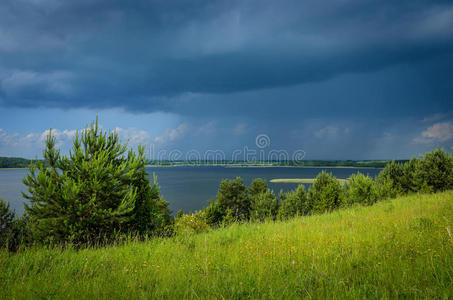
left=1, top=192, right=452, bottom=299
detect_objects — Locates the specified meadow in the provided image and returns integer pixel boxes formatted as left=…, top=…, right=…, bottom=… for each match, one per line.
left=1, top=191, right=452, bottom=299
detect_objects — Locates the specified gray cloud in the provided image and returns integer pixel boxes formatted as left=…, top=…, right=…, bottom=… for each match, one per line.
left=0, top=0, right=452, bottom=115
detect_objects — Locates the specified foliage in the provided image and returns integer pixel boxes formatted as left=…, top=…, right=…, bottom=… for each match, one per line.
left=0, top=157, right=33, bottom=168
left=377, top=160, right=405, bottom=195
left=216, top=177, right=250, bottom=221
left=400, top=157, right=422, bottom=193
left=308, top=171, right=343, bottom=214
left=22, top=118, right=170, bottom=246
left=129, top=170, right=172, bottom=237
left=0, top=198, right=15, bottom=248
left=248, top=178, right=268, bottom=200
left=0, top=199, right=32, bottom=251
left=277, top=185, right=309, bottom=220
left=203, top=200, right=225, bottom=227
left=375, top=171, right=398, bottom=200
left=417, top=148, right=453, bottom=192
left=250, top=189, right=278, bottom=222
left=174, top=211, right=210, bottom=235
left=343, top=173, right=378, bottom=206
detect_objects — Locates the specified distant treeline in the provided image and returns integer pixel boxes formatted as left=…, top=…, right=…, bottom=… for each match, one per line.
left=146, top=160, right=402, bottom=168
left=0, top=157, right=33, bottom=168
left=0, top=157, right=401, bottom=169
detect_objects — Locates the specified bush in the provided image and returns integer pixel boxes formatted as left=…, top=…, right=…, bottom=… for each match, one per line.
left=0, top=198, right=15, bottom=248
left=417, top=148, right=453, bottom=193
left=377, top=160, right=405, bottom=195
left=216, top=177, right=250, bottom=221
left=202, top=200, right=226, bottom=227
left=277, top=185, right=309, bottom=220
left=250, top=189, right=278, bottom=222
left=248, top=178, right=268, bottom=200
left=343, top=173, right=377, bottom=206
left=308, top=171, right=343, bottom=214
left=174, top=211, right=210, bottom=235
left=400, top=158, right=422, bottom=194
left=23, top=118, right=171, bottom=246
left=0, top=199, right=31, bottom=251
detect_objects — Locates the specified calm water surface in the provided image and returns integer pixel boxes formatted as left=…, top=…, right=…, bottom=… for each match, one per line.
left=0, top=167, right=382, bottom=215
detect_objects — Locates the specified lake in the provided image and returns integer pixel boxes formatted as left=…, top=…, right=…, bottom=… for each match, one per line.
left=0, top=166, right=382, bottom=215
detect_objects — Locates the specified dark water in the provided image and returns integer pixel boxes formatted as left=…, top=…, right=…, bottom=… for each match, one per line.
left=0, top=167, right=382, bottom=215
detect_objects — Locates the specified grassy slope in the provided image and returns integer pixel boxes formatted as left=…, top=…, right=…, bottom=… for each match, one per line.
left=1, top=192, right=453, bottom=299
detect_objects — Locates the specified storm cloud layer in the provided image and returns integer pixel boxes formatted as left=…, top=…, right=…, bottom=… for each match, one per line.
left=1, top=0, right=452, bottom=113
left=0, top=0, right=453, bottom=159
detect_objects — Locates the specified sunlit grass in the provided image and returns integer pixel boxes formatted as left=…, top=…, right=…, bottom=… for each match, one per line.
left=1, top=192, right=452, bottom=299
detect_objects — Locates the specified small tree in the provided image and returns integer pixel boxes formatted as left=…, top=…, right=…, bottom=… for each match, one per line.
left=277, top=185, right=309, bottom=220
left=417, top=148, right=453, bottom=192
left=250, top=189, right=278, bottom=222
left=248, top=178, right=268, bottom=200
left=377, top=161, right=405, bottom=196
left=308, top=171, right=343, bottom=214
left=343, top=173, right=377, bottom=206
left=203, top=199, right=225, bottom=227
left=23, top=118, right=170, bottom=246
left=400, top=158, right=422, bottom=194
left=216, top=177, right=250, bottom=220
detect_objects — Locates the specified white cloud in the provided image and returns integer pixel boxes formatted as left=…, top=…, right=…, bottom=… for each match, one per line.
left=414, top=121, right=453, bottom=144
left=115, top=127, right=153, bottom=147
left=154, top=123, right=190, bottom=144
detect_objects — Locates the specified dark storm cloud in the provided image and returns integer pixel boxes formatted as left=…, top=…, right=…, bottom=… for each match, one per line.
left=0, top=0, right=452, bottom=115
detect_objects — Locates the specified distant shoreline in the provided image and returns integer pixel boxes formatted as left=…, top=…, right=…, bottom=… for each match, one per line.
left=145, top=164, right=384, bottom=169
left=0, top=165, right=384, bottom=170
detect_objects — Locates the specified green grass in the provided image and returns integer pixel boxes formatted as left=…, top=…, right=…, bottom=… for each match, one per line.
left=270, top=178, right=348, bottom=184
left=1, top=192, right=453, bottom=299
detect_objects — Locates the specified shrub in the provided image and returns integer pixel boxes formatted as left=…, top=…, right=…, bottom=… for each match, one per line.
left=400, top=158, right=422, bottom=194
left=250, top=189, right=278, bottom=222
left=216, top=177, right=250, bottom=220
left=277, top=185, right=309, bottom=220
left=377, top=160, right=405, bottom=196
left=343, top=173, right=377, bottom=206
left=248, top=178, right=268, bottom=200
left=417, top=148, right=453, bottom=192
left=308, top=171, right=343, bottom=214
left=0, top=199, right=31, bottom=251
left=202, top=200, right=226, bottom=227
left=0, top=198, right=15, bottom=249
left=375, top=172, right=398, bottom=200
left=174, top=211, right=210, bottom=235
left=23, top=118, right=171, bottom=246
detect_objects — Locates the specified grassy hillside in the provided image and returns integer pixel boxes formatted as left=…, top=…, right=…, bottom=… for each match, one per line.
left=1, top=192, right=452, bottom=299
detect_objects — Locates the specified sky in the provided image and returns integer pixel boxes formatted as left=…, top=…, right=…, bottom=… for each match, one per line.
left=0, top=0, right=453, bottom=160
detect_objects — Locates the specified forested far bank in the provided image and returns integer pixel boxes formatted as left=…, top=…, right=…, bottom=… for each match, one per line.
left=0, top=157, right=34, bottom=168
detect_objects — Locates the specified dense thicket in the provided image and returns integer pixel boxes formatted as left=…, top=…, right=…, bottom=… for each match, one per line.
left=175, top=147, right=453, bottom=233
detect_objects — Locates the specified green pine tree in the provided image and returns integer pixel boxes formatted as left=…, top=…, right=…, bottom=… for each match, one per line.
left=23, top=118, right=170, bottom=246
